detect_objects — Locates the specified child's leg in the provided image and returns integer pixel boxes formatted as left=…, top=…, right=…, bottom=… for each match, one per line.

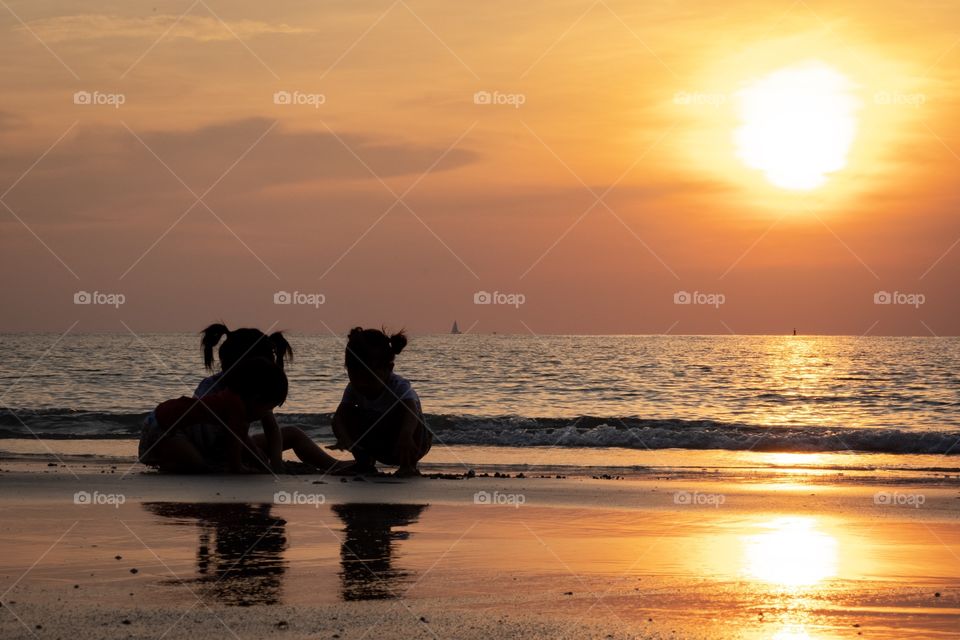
left=152, top=437, right=211, bottom=474
left=412, top=421, right=433, bottom=464
left=252, top=427, right=345, bottom=471
left=332, top=405, right=378, bottom=472
left=385, top=420, right=432, bottom=476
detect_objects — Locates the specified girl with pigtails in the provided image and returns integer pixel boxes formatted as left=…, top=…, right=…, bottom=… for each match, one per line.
left=138, top=324, right=345, bottom=474
left=332, top=327, right=432, bottom=476
left=197, top=324, right=345, bottom=473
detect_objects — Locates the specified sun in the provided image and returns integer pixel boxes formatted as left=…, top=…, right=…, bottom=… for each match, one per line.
left=734, top=61, right=860, bottom=191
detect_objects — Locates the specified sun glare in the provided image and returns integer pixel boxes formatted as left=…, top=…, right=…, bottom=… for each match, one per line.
left=772, top=625, right=813, bottom=640
left=743, top=517, right=838, bottom=587
left=735, top=61, right=860, bottom=191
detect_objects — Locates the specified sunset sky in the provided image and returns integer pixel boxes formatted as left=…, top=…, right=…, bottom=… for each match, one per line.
left=1, top=0, right=958, bottom=335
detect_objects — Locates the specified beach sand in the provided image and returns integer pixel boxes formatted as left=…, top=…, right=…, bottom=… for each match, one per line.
left=1, top=458, right=958, bottom=639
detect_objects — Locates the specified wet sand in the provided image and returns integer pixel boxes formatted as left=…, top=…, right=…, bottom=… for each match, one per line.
left=0, top=461, right=958, bottom=639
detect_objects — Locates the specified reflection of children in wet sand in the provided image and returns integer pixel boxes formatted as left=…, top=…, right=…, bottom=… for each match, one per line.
left=143, top=502, right=287, bottom=606
left=332, top=503, right=428, bottom=601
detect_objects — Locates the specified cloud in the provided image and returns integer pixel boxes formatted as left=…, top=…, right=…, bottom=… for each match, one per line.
left=0, top=117, right=479, bottom=221
left=19, top=14, right=315, bottom=43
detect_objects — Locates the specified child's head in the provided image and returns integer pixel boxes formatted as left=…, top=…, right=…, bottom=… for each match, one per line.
left=201, top=323, right=293, bottom=372
left=222, top=356, right=288, bottom=420
left=344, top=327, right=406, bottom=396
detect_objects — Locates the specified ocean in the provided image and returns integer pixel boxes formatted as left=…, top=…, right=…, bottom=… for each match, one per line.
left=1, top=333, right=958, bottom=459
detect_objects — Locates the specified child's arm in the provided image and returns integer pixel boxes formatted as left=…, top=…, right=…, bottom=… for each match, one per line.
left=331, top=403, right=355, bottom=451
left=260, top=411, right=284, bottom=472
left=331, top=384, right=358, bottom=451
left=392, top=399, right=424, bottom=476
left=223, top=419, right=261, bottom=474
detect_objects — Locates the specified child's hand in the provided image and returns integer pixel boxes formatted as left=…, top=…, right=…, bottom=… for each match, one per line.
left=392, top=433, right=418, bottom=468
left=243, top=446, right=272, bottom=473
left=329, top=433, right=355, bottom=451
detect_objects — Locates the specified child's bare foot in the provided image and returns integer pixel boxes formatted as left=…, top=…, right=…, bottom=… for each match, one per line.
left=394, top=465, right=421, bottom=478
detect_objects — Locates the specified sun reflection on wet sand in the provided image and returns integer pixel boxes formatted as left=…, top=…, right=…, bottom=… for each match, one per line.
left=743, top=516, right=838, bottom=588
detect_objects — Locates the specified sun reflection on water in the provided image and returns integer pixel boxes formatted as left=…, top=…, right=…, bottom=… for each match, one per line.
left=763, top=452, right=823, bottom=467
left=772, top=624, right=813, bottom=640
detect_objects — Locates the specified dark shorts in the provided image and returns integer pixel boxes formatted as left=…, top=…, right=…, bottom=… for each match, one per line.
left=337, top=403, right=432, bottom=466
left=138, top=414, right=229, bottom=468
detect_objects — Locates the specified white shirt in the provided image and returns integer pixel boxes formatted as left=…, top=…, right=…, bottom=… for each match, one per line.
left=341, top=373, right=422, bottom=416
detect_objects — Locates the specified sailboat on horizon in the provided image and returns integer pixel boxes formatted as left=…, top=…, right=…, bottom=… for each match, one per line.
left=451, top=320, right=461, bottom=335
